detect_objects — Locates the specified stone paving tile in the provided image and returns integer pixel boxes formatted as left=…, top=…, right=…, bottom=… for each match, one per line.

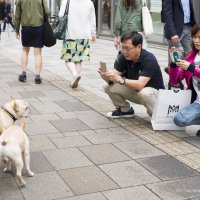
left=113, top=140, right=165, bottom=160
left=30, top=101, right=66, bottom=113
left=0, top=178, right=24, bottom=200
left=55, top=100, right=92, bottom=111
left=79, top=128, right=139, bottom=144
left=114, top=117, right=147, bottom=127
left=51, top=135, right=92, bottom=148
left=29, top=104, right=40, bottom=115
left=30, top=138, right=57, bottom=152
left=18, top=90, right=46, bottom=98
left=125, top=124, right=154, bottom=135
left=168, top=130, right=192, bottom=138
left=26, top=121, right=59, bottom=135
left=50, top=118, right=90, bottom=132
left=183, top=136, right=200, bottom=148
left=20, top=171, right=73, bottom=200
left=147, top=176, right=200, bottom=200
left=58, top=166, right=119, bottom=195
left=79, top=144, right=131, bottom=165
left=176, top=152, right=200, bottom=170
left=138, top=155, right=198, bottom=181
left=102, top=186, right=161, bottom=200
left=78, top=115, right=119, bottom=129
left=47, top=132, right=65, bottom=138
left=56, top=193, right=107, bottom=200
left=30, top=113, right=61, bottom=121
left=29, top=152, right=54, bottom=174
left=100, top=160, right=160, bottom=187
left=43, top=148, right=93, bottom=170
left=156, top=141, right=200, bottom=156
left=0, top=166, right=12, bottom=179
left=139, top=132, right=181, bottom=145
left=7, top=81, right=32, bottom=87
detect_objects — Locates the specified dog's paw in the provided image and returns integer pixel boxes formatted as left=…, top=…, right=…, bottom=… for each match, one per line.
left=4, top=168, right=11, bottom=173
left=27, top=170, right=34, bottom=177
left=16, top=176, right=26, bottom=187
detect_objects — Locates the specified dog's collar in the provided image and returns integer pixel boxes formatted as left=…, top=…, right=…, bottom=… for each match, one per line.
left=1, top=107, right=17, bottom=121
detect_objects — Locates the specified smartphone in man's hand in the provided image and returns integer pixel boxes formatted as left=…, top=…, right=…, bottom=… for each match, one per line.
left=100, top=61, right=107, bottom=73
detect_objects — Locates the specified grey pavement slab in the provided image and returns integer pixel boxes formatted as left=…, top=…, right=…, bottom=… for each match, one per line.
left=30, top=138, right=57, bottom=152
left=99, top=160, right=160, bottom=187
left=56, top=193, right=107, bottom=200
left=20, top=171, right=73, bottom=200
left=58, top=166, right=119, bottom=195
left=113, top=139, right=165, bottom=159
left=0, top=166, right=12, bottom=179
left=184, top=136, right=200, bottom=148
left=79, top=128, right=139, bottom=144
left=30, top=101, right=66, bottom=113
left=102, top=186, right=161, bottom=200
left=0, top=178, right=24, bottom=200
left=55, top=100, right=92, bottom=111
left=138, top=155, right=198, bottom=181
left=26, top=121, right=59, bottom=135
left=18, top=90, right=46, bottom=98
left=50, top=118, right=90, bottom=132
left=79, top=143, right=131, bottom=165
left=30, top=113, right=61, bottom=121
left=51, top=134, right=92, bottom=148
left=147, top=176, right=200, bottom=200
left=43, top=148, right=93, bottom=170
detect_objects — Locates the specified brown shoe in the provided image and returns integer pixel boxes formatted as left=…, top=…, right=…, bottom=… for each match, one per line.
left=70, top=75, right=81, bottom=88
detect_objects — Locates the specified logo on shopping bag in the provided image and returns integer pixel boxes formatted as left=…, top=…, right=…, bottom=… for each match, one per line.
left=167, top=105, right=179, bottom=115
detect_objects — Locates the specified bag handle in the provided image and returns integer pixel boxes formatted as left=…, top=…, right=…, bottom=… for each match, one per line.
left=64, top=0, right=70, bottom=16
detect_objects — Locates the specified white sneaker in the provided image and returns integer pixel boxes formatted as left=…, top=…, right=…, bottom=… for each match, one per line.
left=70, top=75, right=81, bottom=88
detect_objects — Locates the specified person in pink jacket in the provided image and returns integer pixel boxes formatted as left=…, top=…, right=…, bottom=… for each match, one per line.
left=169, top=24, right=200, bottom=127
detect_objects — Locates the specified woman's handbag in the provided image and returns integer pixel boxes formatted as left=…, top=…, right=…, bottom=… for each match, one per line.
left=54, top=0, right=70, bottom=40
left=141, top=0, right=153, bottom=36
left=41, top=0, right=56, bottom=47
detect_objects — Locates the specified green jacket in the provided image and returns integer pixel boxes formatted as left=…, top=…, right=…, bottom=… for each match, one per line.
left=114, top=0, right=150, bottom=36
left=14, top=0, right=49, bottom=33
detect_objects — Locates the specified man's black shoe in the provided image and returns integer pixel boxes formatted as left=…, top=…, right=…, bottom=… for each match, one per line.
left=164, top=67, right=169, bottom=75
left=18, top=74, right=27, bottom=82
left=35, top=78, right=42, bottom=84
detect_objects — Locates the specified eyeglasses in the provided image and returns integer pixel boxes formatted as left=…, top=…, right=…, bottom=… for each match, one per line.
left=118, top=45, right=136, bottom=51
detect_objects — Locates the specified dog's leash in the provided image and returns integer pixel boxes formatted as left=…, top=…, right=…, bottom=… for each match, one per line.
left=1, top=107, right=17, bottom=121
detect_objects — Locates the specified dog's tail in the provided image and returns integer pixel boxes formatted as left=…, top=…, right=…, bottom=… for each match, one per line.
left=0, top=121, right=5, bottom=134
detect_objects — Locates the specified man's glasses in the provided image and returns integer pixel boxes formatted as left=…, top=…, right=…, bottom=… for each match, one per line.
left=118, top=45, right=136, bottom=51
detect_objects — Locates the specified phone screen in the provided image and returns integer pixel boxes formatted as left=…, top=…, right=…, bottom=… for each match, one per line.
left=173, top=51, right=180, bottom=63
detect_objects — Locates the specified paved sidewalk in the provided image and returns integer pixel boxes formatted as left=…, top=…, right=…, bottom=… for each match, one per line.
left=1, top=32, right=200, bottom=200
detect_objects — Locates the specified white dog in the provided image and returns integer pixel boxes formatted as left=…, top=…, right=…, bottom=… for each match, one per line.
left=0, top=97, right=30, bottom=133
left=0, top=124, right=34, bottom=187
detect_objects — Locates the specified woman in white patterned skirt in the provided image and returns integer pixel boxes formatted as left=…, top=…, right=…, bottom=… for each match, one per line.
left=59, top=0, right=96, bottom=88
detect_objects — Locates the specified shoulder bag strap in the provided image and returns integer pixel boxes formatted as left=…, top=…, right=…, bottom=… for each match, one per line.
left=41, top=0, right=47, bottom=22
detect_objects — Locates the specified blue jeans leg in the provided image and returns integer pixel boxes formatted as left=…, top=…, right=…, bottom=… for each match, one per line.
left=174, top=103, right=200, bottom=127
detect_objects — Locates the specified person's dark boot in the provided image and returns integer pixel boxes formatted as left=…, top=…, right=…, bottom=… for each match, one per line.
left=18, top=74, right=27, bottom=82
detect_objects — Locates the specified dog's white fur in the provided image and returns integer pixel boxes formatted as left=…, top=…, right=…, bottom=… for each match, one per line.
left=0, top=97, right=30, bottom=133
left=0, top=124, right=34, bottom=187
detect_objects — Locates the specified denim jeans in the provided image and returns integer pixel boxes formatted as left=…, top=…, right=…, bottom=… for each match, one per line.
left=174, top=102, right=200, bottom=127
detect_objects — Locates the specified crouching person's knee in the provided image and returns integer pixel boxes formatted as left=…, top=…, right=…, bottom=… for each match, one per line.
left=173, top=112, right=188, bottom=127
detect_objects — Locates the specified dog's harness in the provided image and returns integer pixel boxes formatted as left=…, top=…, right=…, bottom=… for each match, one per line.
left=1, top=107, right=17, bottom=121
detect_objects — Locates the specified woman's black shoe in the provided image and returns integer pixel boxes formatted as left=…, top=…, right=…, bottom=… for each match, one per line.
left=18, top=74, right=27, bottom=82
left=35, top=78, right=42, bottom=84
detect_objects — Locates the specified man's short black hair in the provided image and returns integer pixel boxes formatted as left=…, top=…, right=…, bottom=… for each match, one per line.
left=121, top=30, right=143, bottom=47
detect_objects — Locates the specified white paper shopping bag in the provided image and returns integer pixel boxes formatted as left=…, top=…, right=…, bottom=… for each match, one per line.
left=151, top=89, right=192, bottom=130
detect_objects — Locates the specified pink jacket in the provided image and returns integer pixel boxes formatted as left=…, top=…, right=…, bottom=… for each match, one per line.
left=169, top=49, right=200, bottom=102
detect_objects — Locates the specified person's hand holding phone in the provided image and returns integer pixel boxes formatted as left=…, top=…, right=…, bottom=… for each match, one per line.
left=98, top=61, right=109, bottom=82
left=176, top=59, right=190, bottom=70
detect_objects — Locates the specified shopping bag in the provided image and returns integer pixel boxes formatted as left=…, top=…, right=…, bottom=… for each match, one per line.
left=151, top=89, right=192, bottom=130
left=141, top=0, right=153, bottom=36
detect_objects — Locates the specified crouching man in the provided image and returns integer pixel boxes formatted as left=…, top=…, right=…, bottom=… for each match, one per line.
left=98, top=31, right=165, bottom=118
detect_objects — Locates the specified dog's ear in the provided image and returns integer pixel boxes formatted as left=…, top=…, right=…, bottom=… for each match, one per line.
left=10, top=96, right=16, bottom=101
left=13, top=100, right=18, bottom=112
left=20, top=123, right=26, bottom=131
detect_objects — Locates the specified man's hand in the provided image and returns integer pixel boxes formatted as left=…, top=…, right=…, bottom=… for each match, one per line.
left=91, top=35, right=96, bottom=43
left=171, top=35, right=179, bottom=45
left=176, top=59, right=190, bottom=70
left=16, top=33, right=20, bottom=39
left=98, top=68, right=109, bottom=82
left=104, top=71, right=121, bottom=83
